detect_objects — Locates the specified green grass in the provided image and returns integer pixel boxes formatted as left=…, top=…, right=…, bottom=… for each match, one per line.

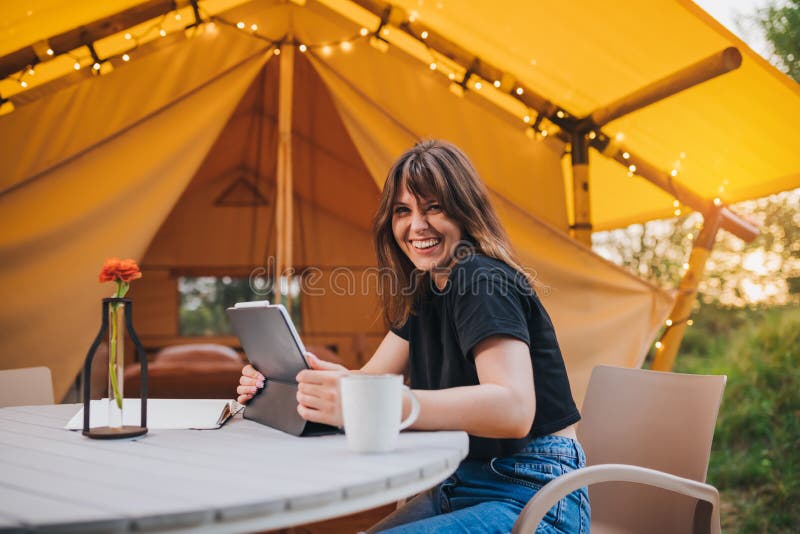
left=674, top=304, right=800, bottom=533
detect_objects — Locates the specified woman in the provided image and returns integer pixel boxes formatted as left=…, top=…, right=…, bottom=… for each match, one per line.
left=237, top=140, right=590, bottom=533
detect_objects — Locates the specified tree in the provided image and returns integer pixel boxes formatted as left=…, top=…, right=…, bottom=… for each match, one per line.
left=753, top=0, right=800, bottom=81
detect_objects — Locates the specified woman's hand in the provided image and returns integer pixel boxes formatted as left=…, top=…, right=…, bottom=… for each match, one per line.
left=236, top=364, right=265, bottom=405
left=296, top=352, right=349, bottom=427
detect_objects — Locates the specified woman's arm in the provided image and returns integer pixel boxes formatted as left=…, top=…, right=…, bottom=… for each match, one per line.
left=237, top=331, right=409, bottom=413
left=403, top=335, right=535, bottom=438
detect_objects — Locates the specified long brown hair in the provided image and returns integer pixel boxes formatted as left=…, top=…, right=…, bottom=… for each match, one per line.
left=373, top=139, right=526, bottom=328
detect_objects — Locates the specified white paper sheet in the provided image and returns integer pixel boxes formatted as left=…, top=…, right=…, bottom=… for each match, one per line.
left=65, top=398, right=232, bottom=430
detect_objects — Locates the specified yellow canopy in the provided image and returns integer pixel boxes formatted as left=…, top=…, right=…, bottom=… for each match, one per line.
left=1, top=0, right=795, bottom=402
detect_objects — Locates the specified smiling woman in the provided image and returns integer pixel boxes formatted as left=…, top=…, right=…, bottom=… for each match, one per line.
left=237, top=140, right=590, bottom=533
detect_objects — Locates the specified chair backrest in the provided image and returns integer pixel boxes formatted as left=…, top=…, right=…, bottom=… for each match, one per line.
left=578, top=365, right=726, bottom=534
left=0, top=366, right=55, bottom=407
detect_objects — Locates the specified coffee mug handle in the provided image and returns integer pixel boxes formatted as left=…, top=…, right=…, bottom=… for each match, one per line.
left=399, top=385, right=420, bottom=431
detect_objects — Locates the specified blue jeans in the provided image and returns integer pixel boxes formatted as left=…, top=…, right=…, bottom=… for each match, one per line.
left=368, top=435, right=590, bottom=533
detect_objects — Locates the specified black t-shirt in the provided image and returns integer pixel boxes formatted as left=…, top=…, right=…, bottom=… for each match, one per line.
left=392, top=254, right=580, bottom=460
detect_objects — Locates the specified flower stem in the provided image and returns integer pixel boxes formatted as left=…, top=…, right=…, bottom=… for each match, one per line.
left=108, top=289, right=123, bottom=410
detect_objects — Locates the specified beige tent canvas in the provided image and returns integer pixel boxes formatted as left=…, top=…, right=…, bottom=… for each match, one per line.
left=11, top=0, right=771, bottom=403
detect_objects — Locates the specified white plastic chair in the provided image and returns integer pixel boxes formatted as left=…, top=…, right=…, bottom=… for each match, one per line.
left=0, top=366, right=54, bottom=407
left=513, top=365, right=726, bottom=534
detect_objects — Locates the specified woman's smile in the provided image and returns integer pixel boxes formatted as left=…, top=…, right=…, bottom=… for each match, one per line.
left=392, top=186, right=463, bottom=281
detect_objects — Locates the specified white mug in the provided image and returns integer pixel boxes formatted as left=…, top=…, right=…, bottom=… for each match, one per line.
left=339, top=374, right=420, bottom=453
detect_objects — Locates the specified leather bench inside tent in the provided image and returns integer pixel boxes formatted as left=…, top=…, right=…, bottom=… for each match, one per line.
left=124, top=343, right=344, bottom=399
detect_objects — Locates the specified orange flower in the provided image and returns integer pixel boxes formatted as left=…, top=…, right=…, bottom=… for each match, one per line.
left=99, top=257, right=142, bottom=283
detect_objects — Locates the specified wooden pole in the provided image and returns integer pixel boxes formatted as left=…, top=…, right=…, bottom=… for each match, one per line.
left=651, top=209, right=723, bottom=371
left=0, top=0, right=184, bottom=79
left=275, top=41, right=294, bottom=306
left=588, top=48, right=742, bottom=127
left=570, top=132, right=592, bottom=245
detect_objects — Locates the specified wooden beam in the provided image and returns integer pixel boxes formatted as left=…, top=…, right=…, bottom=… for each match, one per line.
left=0, top=0, right=188, bottom=80
left=588, top=47, right=742, bottom=128
left=602, top=140, right=759, bottom=242
left=651, top=209, right=723, bottom=371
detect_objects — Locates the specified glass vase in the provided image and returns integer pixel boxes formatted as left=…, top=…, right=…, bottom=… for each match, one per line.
left=107, top=299, right=125, bottom=428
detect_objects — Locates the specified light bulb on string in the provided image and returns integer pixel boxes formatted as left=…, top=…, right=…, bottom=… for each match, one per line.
left=687, top=233, right=694, bottom=240
left=474, top=81, right=482, bottom=90
left=74, top=61, right=81, bottom=70
left=448, top=72, right=455, bottom=80
left=673, top=200, right=680, bottom=208
left=93, top=62, right=101, bottom=71
left=515, top=87, right=523, bottom=95
left=124, top=33, right=132, bottom=40
left=273, top=48, right=280, bottom=55
left=298, top=44, right=307, bottom=52
left=713, top=197, right=722, bottom=206
left=588, top=131, right=596, bottom=140
left=236, top=22, right=245, bottom=29
left=27, top=67, right=35, bottom=76
left=122, top=53, right=130, bottom=62
left=321, top=45, right=332, bottom=56
left=493, top=80, right=501, bottom=88
left=622, top=152, right=630, bottom=159
left=46, top=48, right=54, bottom=56
left=341, top=41, right=352, bottom=52
left=687, top=319, right=694, bottom=326
left=359, top=27, right=369, bottom=36
left=421, top=31, right=429, bottom=39
left=523, top=115, right=530, bottom=123
left=429, top=62, right=437, bottom=70
left=251, top=24, right=258, bottom=31
left=666, top=319, right=673, bottom=327
left=655, top=341, right=663, bottom=349
left=159, top=28, right=167, bottom=37
left=175, top=13, right=182, bottom=21
left=628, top=164, right=637, bottom=173
left=20, top=80, right=28, bottom=88
left=670, top=169, right=678, bottom=177
left=556, top=110, right=565, bottom=118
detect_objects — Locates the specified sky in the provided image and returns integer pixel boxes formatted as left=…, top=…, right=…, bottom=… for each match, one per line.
left=692, top=0, right=774, bottom=57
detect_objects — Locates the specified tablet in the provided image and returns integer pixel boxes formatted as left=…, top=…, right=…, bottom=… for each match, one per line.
left=226, top=301, right=338, bottom=436
left=226, top=301, right=308, bottom=382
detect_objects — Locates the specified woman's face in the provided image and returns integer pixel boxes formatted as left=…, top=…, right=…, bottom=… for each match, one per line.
left=391, top=186, right=464, bottom=277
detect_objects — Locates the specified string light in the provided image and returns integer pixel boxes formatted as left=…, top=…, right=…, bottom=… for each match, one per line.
left=27, top=68, right=35, bottom=76
left=670, top=169, right=678, bottom=177
left=381, top=28, right=390, bottom=37
left=687, top=319, right=694, bottom=326
left=523, top=115, right=530, bottom=123
left=673, top=200, right=680, bottom=208
left=321, top=45, right=332, bottom=56
left=298, top=44, right=307, bottom=52
left=540, top=129, right=548, bottom=137
left=674, top=209, right=682, bottom=216
left=628, top=164, right=637, bottom=173
left=73, top=62, right=81, bottom=70
left=250, top=24, right=258, bottom=31
left=236, top=22, right=245, bottom=29
left=46, top=48, right=54, bottom=56
left=474, top=81, right=482, bottom=90
left=713, top=197, right=722, bottom=206
left=175, top=13, right=182, bottom=21
left=20, top=81, right=28, bottom=88
left=122, top=53, right=130, bottom=62
left=359, top=27, right=369, bottom=36
left=622, top=152, right=630, bottom=159
left=273, top=48, right=280, bottom=55
left=429, top=62, right=437, bottom=70
left=493, top=80, right=501, bottom=88
left=556, top=110, right=565, bottom=118
left=448, top=72, right=455, bottom=80
left=420, top=31, right=429, bottom=39
left=655, top=341, right=663, bottom=349
left=588, top=131, right=596, bottom=140
left=124, top=33, right=132, bottom=40
left=687, top=232, right=694, bottom=240
left=682, top=262, right=690, bottom=270
left=159, top=28, right=167, bottom=37
left=341, top=41, right=352, bottom=52
left=666, top=319, right=673, bottom=327
left=93, top=62, right=101, bottom=71
left=515, top=87, right=523, bottom=95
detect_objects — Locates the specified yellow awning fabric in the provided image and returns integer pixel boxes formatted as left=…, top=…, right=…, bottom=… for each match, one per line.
left=0, top=25, right=269, bottom=399
left=2, top=0, right=798, bottom=228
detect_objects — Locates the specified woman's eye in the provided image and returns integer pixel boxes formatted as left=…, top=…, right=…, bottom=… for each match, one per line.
left=394, top=206, right=410, bottom=215
left=427, top=203, right=442, bottom=212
